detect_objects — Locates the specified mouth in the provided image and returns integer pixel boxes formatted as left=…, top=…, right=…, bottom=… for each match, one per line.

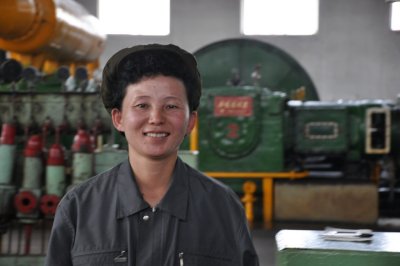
left=144, top=132, right=170, bottom=138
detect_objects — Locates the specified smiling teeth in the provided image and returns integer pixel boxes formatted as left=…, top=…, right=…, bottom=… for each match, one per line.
left=145, top=133, right=168, bottom=137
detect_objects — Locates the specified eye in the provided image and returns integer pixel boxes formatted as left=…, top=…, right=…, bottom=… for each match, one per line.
left=134, top=103, right=148, bottom=109
left=166, top=104, right=178, bottom=109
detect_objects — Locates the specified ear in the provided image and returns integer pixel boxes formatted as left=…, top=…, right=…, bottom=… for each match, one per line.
left=111, top=108, right=124, bottom=132
left=186, top=111, right=198, bottom=135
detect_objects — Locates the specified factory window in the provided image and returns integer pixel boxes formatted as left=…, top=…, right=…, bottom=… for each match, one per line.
left=241, top=0, right=319, bottom=35
left=98, top=0, right=170, bottom=35
left=390, top=1, right=400, bottom=31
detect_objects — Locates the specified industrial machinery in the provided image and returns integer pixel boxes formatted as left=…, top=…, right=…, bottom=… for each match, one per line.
left=197, top=84, right=399, bottom=177
left=0, top=0, right=112, bottom=259
left=191, top=39, right=400, bottom=222
left=0, top=0, right=106, bottom=75
left=0, top=4, right=400, bottom=260
left=194, top=38, right=319, bottom=100
left=196, top=84, right=400, bottom=198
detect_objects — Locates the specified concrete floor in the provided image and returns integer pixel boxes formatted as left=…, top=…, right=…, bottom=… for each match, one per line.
left=253, top=228, right=278, bottom=266
left=251, top=218, right=400, bottom=266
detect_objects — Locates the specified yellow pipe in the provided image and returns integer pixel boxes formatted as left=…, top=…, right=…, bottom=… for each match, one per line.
left=0, top=0, right=56, bottom=53
left=190, top=119, right=199, bottom=151
left=205, top=171, right=309, bottom=179
left=241, top=181, right=257, bottom=225
left=262, top=178, right=273, bottom=229
left=0, top=0, right=106, bottom=74
left=206, top=171, right=309, bottom=228
left=0, top=0, right=37, bottom=40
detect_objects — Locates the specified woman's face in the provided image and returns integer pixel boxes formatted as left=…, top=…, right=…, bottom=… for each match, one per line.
left=111, top=75, right=197, bottom=161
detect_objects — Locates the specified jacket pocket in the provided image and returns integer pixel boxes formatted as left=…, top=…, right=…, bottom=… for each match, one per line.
left=179, top=251, right=232, bottom=266
left=72, top=249, right=128, bottom=266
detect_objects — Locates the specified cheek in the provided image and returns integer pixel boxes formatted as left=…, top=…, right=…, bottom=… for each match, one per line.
left=176, top=117, right=189, bottom=135
left=121, top=113, right=144, bottom=131
left=174, top=114, right=190, bottom=128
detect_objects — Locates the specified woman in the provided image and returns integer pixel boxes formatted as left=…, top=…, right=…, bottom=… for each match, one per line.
left=45, top=44, right=259, bottom=266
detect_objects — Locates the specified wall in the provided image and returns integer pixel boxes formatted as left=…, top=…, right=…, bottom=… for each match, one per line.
left=78, top=0, right=400, bottom=101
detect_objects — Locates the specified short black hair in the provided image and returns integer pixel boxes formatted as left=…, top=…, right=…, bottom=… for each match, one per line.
left=101, top=44, right=202, bottom=113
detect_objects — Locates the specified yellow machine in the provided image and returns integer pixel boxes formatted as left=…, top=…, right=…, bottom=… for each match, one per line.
left=0, top=0, right=106, bottom=75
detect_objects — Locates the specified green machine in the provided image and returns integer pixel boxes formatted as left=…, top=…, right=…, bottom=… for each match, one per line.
left=189, top=39, right=400, bottom=222
left=198, top=86, right=287, bottom=172
left=194, top=38, right=319, bottom=101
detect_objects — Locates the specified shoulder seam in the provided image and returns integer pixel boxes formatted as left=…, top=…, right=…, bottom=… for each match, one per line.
left=59, top=205, right=76, bottom=247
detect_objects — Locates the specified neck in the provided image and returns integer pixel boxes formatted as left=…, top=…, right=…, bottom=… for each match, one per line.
left=129, top=153, right=177, bottom=207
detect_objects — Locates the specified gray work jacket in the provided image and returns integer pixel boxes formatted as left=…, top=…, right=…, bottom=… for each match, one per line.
left=45, top=158, right=259, bottom=266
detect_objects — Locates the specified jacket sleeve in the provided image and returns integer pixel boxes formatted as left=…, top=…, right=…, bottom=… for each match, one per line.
left=45, top=201, right=75, bottom=266
left=236, top=213, right=260, bottom=266
left=226, top=189, right=259, bottom=266
left=236, top=210, right=259, bottom=266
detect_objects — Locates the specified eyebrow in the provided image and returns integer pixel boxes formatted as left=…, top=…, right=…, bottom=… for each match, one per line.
left=132, top=95, right=184, bottom=101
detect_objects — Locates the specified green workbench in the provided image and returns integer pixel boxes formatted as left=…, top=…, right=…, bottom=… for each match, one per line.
left=276, top=229, right=400, bottom=266
left=0, top=256, right=45, bottom=266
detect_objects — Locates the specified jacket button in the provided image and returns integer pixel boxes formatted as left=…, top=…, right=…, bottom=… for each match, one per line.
left=143, top=215, right=150, bottom=221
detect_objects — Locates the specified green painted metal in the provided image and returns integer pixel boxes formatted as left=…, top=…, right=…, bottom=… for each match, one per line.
left=291, top=103, right=349, bottom=154
left=45, top=166, right=65, bottom=196
left=0, top=256, right=45, bottom=266
left=194, top=38, right=319, bottom=100
left=178, top=150, right=199, bottom=169
left=94, top=148, right=128, bottom=175
left=0, top=93, right=111, bottom=133
left=22, top=158, right=42, bottom=189
left=346, top=100, right=397, bottom=161
left=288, top=99, right=398, bottom=160
left=71, top=153, right=93, bottom=185
left=278, top=249, right=400, bottom=266
left=276, top=230, right=400, bottom=266
left=198, top=86, right=286, bottom=172
left=0, top=185, right=16, bottom=217
left=0, top=145, right=16, bottom=184
left=0, top=72, right=98, bottom=93
left=205, top=89, right=261, bottom=160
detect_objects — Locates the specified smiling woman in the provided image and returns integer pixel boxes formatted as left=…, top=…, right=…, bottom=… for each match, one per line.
left=111, top=75, right=196, bottom=164
left=97, top=0, right=170, bottom=35
left=45, top=43, right=260, bottom=266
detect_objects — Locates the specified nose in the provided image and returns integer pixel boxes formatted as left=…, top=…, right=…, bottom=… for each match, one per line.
left=148, top=107, right=165, bottom=125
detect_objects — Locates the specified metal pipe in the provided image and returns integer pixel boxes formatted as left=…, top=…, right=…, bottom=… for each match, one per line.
left=24, top=224, right=32, bottom=255
left=0, top=0, right=106, bottom=74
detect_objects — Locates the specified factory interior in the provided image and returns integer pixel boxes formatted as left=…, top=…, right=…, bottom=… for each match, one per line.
left=1, top=0, right=400, bottom=265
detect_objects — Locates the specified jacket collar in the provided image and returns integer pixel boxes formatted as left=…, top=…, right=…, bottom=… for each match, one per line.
left=116, top=158, right=188, bottom=220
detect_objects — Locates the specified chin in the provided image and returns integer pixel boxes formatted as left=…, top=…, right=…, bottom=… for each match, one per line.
left=147, top=153, right=177, bottom=161
left=150, top=149, right=179, bottom=159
